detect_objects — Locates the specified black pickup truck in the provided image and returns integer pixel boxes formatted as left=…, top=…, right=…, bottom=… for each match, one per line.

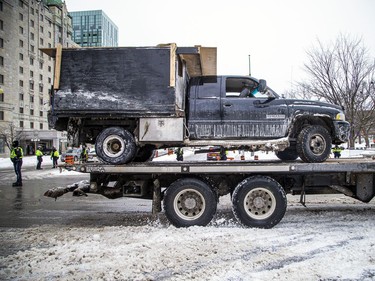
left=43, top=44, right=349, bottom=164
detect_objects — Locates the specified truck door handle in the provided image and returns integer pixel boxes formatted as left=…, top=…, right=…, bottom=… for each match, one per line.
left=224, top=103, right=232, bottom=107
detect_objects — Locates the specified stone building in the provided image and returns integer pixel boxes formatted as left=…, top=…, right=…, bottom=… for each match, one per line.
left=0, top=0, right=78, bottom=157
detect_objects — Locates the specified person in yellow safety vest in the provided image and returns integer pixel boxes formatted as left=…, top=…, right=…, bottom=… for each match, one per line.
left=80, top=145, right=89, bottom=162
left=10, top=140, right=23, bottom=187
left=35, top=146, right=43, bottom=170
left=51, top=147, right=60, bottom=168
left=332, top=145, right=343, bottom=158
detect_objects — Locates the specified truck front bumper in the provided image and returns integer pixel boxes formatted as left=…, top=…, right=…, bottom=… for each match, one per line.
left=333, top=120, right=350, bottom=143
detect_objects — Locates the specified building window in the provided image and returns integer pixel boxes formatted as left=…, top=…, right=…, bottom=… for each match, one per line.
left=18, top=0, right=23, bottom=8
left=30, top=20, right=34, bottom=27
left=30, top=32, right=34, bottom=40
left=19, top=93, right=24, bottom=100
left=0, top=38, right=3, bottom=48
left=0, top=111, right=4, bottom=121
left=48, top=66, right=51, bottom=72
left=40, top=38, right=43, bottom=45
left=31, top=7, right=34, bottom=15
left=0, top=74, right=3, bottom=84
left=40, top=26, right=44, bottom=33
left=40, top=14, right=43, bottom=22
left=30, top=57, right=34, bottom=65
left=19, top=53, right=23, bottom=60
left=48, top=31, right=51, bottom=38
left=30, top=45, right=34, bottom=52
left=30, top=95, right=34, bottom=103
left=0, top=91, right=3, bottom=102
left=48, top=77, right=51, bottom=84
left=30, top=122, right=34, bottom=129
left=39, top=61, right=43, bottom=70
left=19, top=26, right=23, bottom=35
left=40, top=123, right=43, bottom=130
left=0, top=56, right=3, bottom=66
left=19, top=13, right=23, bottom=21
left=19, top=66, right=23, bottom=74
left=29, top=81, right=34, bottom=90
left=19, top=80, right=24, bottom=87
left=30, top=109, right=34, bottom=116
left=0, top=20, right=3, bottom=31
left=20, top=121, right=24, bottom=128
left=39, top=85, right=43, bottom=93
left=40, top=111, right=43, bottom=117
left=30, top=70, right=34, bottom=78
left=19, top=107, right=24, bottom=114
left=19, top=40, right=24, bottom=48
left=39, top=98, right=43, bottom=105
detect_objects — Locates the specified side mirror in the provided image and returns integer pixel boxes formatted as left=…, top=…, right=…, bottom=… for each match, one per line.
left=258, top=79, right=267, bottom=93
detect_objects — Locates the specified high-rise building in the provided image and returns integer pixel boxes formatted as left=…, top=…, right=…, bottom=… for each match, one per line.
left=70, top=10, right=118, bottom=47
left=0, top=0, right=78, bottom=157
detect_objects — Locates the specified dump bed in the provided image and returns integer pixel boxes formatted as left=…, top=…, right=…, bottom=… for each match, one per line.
left=54, top=46, right=176, bottom=117
left=43, top=44, right=217, bottom=120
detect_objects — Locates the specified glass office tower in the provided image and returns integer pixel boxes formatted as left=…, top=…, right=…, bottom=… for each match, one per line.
left=70, top=10, right=118, bottom=47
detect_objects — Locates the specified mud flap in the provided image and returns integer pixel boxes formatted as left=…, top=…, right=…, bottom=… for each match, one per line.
left=356, top=174, right=375, bottom=203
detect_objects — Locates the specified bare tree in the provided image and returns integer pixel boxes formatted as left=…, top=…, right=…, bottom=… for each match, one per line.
left=299, top=34, right=375, bottom=147
left=0, top=122, right=25, bottom=150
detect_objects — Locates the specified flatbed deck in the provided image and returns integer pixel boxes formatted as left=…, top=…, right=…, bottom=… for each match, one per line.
left=64, top=158, right=375, bottom=174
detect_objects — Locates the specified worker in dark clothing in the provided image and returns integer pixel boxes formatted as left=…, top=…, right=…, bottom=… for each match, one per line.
left=175, top=147, right=184, bottom=161
left=332, top=145, right=343, bottom=158
left=35, top=146, right=43, bottom=169
left=81, top=145, right=88, bottom=162
left=219, top=147, right=227, bottom=161
left=51, top=147, right=59, bottom=168
left=10, top=140, right=23, bottom=187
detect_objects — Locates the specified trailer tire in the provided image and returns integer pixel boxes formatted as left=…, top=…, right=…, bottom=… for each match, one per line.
left=95, top=127, right=137, bottom=164
left=275, top=147, right=299, bottom=161
left=163, top=178, right=217, bottom=227
left=297, top=125, right=332, bottom=163
left=232, top=176, right=287, bottom=228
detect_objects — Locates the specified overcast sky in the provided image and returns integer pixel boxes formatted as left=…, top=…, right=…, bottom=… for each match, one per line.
left=64, top=0, right=375, bottom=94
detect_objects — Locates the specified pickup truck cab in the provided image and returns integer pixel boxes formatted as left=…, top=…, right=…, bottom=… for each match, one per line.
left=186, top=76, right=349, bottom=163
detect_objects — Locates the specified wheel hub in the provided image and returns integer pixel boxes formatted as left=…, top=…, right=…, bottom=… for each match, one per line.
left=310, top=134, right=325, bottom=155
left=175, top=190, right=205, bottom=219
left=244, top=188, right=276, bottom=219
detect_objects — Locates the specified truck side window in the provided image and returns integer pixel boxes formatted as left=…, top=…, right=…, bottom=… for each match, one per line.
left=197, top=77, right=220, bottom=99
left=226, top=78, right=257, bottom=98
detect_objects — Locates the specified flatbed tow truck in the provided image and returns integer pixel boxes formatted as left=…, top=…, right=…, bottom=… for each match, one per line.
left=57, top=157, right=375, bottom=229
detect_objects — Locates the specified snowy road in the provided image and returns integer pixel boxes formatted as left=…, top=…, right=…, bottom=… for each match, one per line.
left=1, top=154, right=375, bottom=280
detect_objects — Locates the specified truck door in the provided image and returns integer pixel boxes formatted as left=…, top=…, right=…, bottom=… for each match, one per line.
left=187, top=77, right=222, bottom=139
left=221, top=77, right=288, bottom=139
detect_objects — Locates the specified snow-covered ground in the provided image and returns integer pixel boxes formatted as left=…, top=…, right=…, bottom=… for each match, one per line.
left=1, top=150, right=375, bottom=280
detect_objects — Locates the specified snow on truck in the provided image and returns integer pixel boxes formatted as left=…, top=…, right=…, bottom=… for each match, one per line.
left=42, top=43, right=350, bottom=164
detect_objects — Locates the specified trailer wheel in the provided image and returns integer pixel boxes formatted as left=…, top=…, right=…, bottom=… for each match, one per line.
left=275, top=147, right=299, bottom=161
left=232, top=176, right=287, bottom=228
left=95, top=127, right=137, bottom=164
left=297, top=125, right=332, bottom=163
left=163, top=178, right=217, bottom=227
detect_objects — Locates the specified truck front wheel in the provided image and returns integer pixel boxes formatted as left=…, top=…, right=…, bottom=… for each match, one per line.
left=232, top=176, right=287, bottom=228
left=95, top=127, right=137, bottom=164
left=163, top=178, right=217, bottom=227
left=297, top=125, right=332, bottom=163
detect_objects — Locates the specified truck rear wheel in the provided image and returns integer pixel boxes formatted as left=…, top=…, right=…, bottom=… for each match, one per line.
left=133, top=145, right=155, bottom=162
left=297, top=125, right=332, bottom=163
left=95, top=127, right=137, bottom=164
left=232, top=176, right=287, bottom=228
left=163, top=178, right=217, bottom=227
